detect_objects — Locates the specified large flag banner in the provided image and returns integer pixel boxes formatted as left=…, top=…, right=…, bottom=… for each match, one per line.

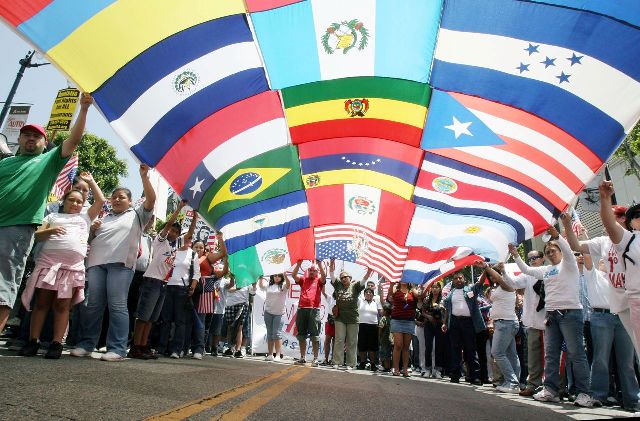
left=414, top=153, right=556, bottom=241
left=228, top=228, right=315, bottom=287
left=527, top=0, right=640, bottom=27
left=299, top=137, right=423, bottom=200
left=282, top=77, right=430, bottom=146
left=422, top=90, right=603, bottom=211
left=314, top=224, right=408, bottom=282
left=306, top=184, right=414, bottom=246
left=217, top=191, right=310, bottom=255
left=198, top=146, right=303, bottom=226
left=155, top=91, right=289, bottom=201
left=401, top=246, right=481, bottom=286
left=0, top=105, right=30, bottom=152
left=251, top=0, right=443, bottom=88
left=92, top=15, right=270, bottom=166
left=430, top=0, right=640, bottom=163
left=46, top=88, right=80, bottom=131
left=407, top=205, right=517, bottom=262
left=246, top=0, right=304, bottom=13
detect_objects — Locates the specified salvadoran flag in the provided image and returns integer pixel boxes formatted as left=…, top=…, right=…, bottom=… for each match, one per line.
left=430, top=0, right=640, bottom=161
left=217, top=191, right=310, bottom=255
left=407, top=205, right=517, bottom=262
left=402, top=246, right=482, bottom=286
left=250, top=0, right=443, bottom=89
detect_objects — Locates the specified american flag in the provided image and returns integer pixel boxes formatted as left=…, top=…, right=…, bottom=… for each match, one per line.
left=571, top=207, right=588, bottom=240
left=314, top=224, right=408, bottom=282
left=51, top=153, right=78, bottom=199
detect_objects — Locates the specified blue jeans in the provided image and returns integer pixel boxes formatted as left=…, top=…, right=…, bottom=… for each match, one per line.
left=543, top=309, right=590, bottom=395
left=76, top=263, right=134, bottom=357
left=424, top=321, right=445, bottom=370
left=590, top=311, right=640, bottom=407
left=491, top=320, right=521, bottom=388
left=264, top=311, right=284, bottom=340
left=158, top=286, right=189, bottom=354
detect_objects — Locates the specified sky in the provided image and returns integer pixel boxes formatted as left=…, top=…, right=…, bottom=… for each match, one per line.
left=0, top=23, right=143, bottom=197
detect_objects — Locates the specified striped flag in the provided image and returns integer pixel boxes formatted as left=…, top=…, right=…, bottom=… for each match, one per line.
left=401, top=246, right=482, bottom=286
left=314, top=224, right=408, bottom=282
left=570, top=207, right=588, bottom=239
left=51, top=153, right=78, bottom=199
left=422, top=90, right=603, bottom=211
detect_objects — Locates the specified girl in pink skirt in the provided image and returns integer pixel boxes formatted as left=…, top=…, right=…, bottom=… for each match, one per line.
left=19, top=172, right=104, bottom=359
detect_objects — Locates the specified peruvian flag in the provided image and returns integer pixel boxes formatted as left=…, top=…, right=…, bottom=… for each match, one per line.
left=306, top=183, right=415, bottom=245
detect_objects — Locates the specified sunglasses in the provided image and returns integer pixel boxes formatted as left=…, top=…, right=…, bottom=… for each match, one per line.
left=573, top=252, right=582, bottom=257
left=527, top=255, right=542, bottom=262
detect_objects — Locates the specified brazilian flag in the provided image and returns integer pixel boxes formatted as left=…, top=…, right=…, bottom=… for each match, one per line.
left=199, top=146, right=303, bottom=226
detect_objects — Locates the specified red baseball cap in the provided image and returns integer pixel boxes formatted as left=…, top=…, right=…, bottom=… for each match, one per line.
left=20, top=124, right=47, bottom=140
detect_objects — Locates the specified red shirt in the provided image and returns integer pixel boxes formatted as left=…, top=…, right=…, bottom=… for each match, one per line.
left=296, top=275, right=325, bottom=308
left=391, top=289, right=417, bottom=320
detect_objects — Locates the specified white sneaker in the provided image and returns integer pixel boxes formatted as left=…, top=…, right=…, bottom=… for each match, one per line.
left=273, top=355, right=281, bottom=362
left=101, top=352, right=125, bottom=362
left=533, top=387, right=560, bottom=403
left=265, top=355, right=274, bottom=361
left=432, top=369, right=442, bottom=379
left=311, top=359, right=319, bottom=367
left=193, top=353, right=203, bottom=360
left=574, top=393, right=597, bottom=408
left=170, top=352, right=180, bottom=359
left=496, top=385, right=520, bottom=394
left=70, top=347, right=91, bottom=357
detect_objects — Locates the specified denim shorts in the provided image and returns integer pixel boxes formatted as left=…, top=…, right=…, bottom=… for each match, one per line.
left=134, top=277, right=166, bottom=322
left=0, top=225, right=36, bottom=308
left=390, top=318, right=416, bottom=335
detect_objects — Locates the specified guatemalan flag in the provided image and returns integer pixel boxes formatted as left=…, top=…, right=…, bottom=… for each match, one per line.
left=430, top=0, right=640, bottom=167
left=250, top=0, right=443, bottom=89
left=401, top=246, right=482, bottom=286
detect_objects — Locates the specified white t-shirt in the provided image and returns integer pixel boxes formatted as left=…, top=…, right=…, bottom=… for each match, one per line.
left=502, top=271, right=546, bottom=330
left=87, top=206, right=152, bottom=269
left=226, top=287, right=250, bottom=307
left=583, top=267, right=611, bottom=309
left=489, top=285, right=517, bottom=321
left=358, top=298, right=381, bottom=325
left=451, top=288, right=471, bottom=317
left=166, top=249, right=200, bottom=286
left=614, top=229, right=640, bottom=298
left=214, top=278, right=231, bottom=314
left=263, top=283, right=289, bottom=316
left=143, top=233, right=176, bottom=281
left=585, top=235, right=628, bottom=312
left=40, top=212, right=92, bottom=257
left=515, top=236, right=582, bottom=311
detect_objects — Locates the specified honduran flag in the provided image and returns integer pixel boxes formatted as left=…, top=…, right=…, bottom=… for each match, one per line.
left=216, top=191, right=310, bottom=255
left=228, top=228, right=315, bottom=287
left=401, top=246, right=482, bottom=286
left=250, top=0, right=443, bottom=89
left=306, top=184, right=415, bottom=246
left=430, top=0, right=640, bottom=163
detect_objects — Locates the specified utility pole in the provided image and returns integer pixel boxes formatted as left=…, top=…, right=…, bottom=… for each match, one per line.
left=0, top=50, right=50, bottom=128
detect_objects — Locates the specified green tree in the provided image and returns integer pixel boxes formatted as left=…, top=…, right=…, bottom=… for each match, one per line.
left=613, top=121, right=640, bottom=182
left=50, top=131, right=128, bottom=194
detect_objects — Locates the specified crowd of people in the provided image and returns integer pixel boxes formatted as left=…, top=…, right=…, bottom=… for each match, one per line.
left=1, top=94, right=639, bottom=416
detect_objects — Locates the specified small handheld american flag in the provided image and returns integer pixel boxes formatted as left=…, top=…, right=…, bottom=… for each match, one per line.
left=51, top=153, right=79, bottom=199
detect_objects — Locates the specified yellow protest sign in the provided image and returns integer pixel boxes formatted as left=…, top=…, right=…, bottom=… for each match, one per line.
left=46, top=88, right=80, bottom=131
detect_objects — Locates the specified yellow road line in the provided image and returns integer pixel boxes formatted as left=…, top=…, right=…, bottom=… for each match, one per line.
left=145, top=366, right=296, bottom=421
left=216, top=368, right=311, bottom=420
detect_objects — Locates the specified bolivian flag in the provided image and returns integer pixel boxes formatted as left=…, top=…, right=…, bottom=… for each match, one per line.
left=199, top=146, right=303, bottom=226
left=282, top=77, right=431, bottom=147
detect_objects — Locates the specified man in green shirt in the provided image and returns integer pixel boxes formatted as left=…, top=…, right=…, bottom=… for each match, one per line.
left=0, top=93, right=93, bottom=333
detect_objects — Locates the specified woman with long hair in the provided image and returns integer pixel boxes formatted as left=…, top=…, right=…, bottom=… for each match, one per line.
left=422, top=281, right=445, bottom=378
left=387, top=280, right=421, bottom=377
left=260, top=273, right=290, bottom=361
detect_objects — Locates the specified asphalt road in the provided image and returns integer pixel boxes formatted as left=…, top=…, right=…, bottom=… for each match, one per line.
left=0, top=344, right=635, bottom=421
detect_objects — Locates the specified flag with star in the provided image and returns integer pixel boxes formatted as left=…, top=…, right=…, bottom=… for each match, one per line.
left=430, top=0, right=640, bottom=163
left=216, top=190, right=310, bottom=255
left=421, top=90, right=603, bottom=213
left=282, top=77, right=431, bottom=147
left=314, top=224, right=408, bottom=282
left=198, top=146, right=303, bottom=226
left=298, top=137, right=423, bottom=200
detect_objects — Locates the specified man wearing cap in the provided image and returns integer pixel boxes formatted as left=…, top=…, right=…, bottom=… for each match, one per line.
left=291, top=259, right=326, bottom=365
left=0, top=93, right=93, bottom=333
